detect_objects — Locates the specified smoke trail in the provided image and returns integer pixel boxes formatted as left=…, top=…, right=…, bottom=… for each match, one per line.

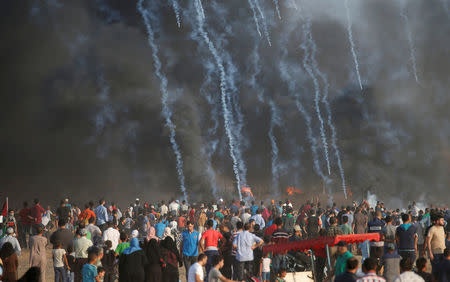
left=303, top=16, right=348, bottom=198
left=249, top=42, right=281, bottom=195
left=247, top=0, right=262, bottom=37
left=254, top=0, right=272, bottom=46
left=268, top=100, right=282, bottom=195
left=200, top=59, right=220, bottom=197
left=344, top=0, right=363, bottom=90
left=90, top=71, right=116, bottom=158
left=301, top=18, right=331, bottom=176
left=192, top=0, right=244, bottom=200
left=197, top=0, right=205, bottom=19
left=170, top=0, right=182, bottom=28
left=400, top=2, right=419, bottom=83
left=273, top=0, right=281, bottom=20
left=279, top=60, right=329, bottom=186
left=137, top=0, right=188, bottom=202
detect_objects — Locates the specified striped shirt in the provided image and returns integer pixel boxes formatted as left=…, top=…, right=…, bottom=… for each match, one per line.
left=356, top=273, right=386, bottom=282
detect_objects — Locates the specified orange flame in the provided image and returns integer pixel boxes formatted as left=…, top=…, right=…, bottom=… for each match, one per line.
left=286, top=187, right=303, bottom=195
left=241, top=186, right=253, bottom=197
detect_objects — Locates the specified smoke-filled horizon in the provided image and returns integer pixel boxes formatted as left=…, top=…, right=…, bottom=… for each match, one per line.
left=1, top=0, right=449, bottom=208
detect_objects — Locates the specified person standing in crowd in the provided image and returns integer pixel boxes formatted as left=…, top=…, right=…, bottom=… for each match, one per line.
left=101, top=240, right=117, bottom=282
left=200, top=219, right=225, bottom=279
left=180, top=221, right=200, bottom=280
left=56, top=200, right=72, bottom=227
left=232, top=223, right=263, bottom=280
left=381, top=243, right=401, bottom=282
left=118, top=237, right=147, bottom=282
left=396, top=213, right=418, bottom=263
left=368, top=211, right=385, bottom=273
left=115, top=232, right=130, bottom=257
left=30, top=199, right=45, bottom=234
left=18, top=202, right=32, bottom=248
left=160, top=236, right=182, bottom=281
left=435, top=248, right=450, bottom=282
left=383, top=216, right=397, bottom=248
left=426, top=213, right=446, bottom=277
left=335, top=241, right=354, bottom=277
left=53, top=240, right=69, bottom=282
left=415, top=257, right=432, bottom=282
left=79, top=202, right=96, bottom=226
left=102, top=221, right=120, bottom=251
left=82, top=246, right=104, bottom=282
left=335, top=257, right=359, bottom=282
left=0, top=242, right=18, bottom=282
left=29, top=226, right=47, bottom=282
left=250, top=209, right=265, bottom=230
left=188, top=253, right=208, bottom=282
left=50, top=219, right=73, bottom=251
left=304, top=209, right=321, bottom=239
left=357, top=258, right=386, bottom=282
left=208, top=255, right=239, bottom=282
left=94, top=200, right=109, bottom=231
left=353, top=207, right=368, bottom=234
left=144, top=239, right=163, bottom=282
left=73, top=228, right=93, bottom=282
left=393, top=258, right=424, bottom=282
left=0, top=228, right=21, bottom=256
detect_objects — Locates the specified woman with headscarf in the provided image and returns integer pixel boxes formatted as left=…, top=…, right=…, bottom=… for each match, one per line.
left=160, top=236, right=182, bottom=282
left=144, top=239, right=163, bottom=282
left=145, top=225, right=158, bottom=242
left=29, top=226, right=47, bottom=282
left=118, top=238, right=148, bottom=282
left=0, top=242, right=18, bottom=282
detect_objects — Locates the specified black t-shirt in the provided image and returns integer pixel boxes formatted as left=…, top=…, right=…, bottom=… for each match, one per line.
left=435, top=259, right=450, bottom=282
left=56, top=206, right=71, bottom=221
left=396, top=224, right=417, bottom=250
left=416, top=271, right=433, bottom=282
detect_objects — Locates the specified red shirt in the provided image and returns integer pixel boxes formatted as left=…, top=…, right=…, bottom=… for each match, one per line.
left=19, top=208, right=31, bottom=225
left=31, top=204, right=45, bottom=224
left=264, top=224, right=277, bottom=237
left=189, top=209, right=196, bottom=223
left=201, top=229, right=223, bottom=249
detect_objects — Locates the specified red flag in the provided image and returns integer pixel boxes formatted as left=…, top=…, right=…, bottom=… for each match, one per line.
left=1, top=199, right=7, bottom=217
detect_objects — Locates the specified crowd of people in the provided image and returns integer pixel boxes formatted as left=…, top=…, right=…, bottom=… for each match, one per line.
left=0, top=196, right=449, bottom=282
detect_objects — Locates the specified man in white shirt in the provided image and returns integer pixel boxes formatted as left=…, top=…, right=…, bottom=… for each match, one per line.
left=188, top=253, right=207, bottom=282
left=393, top=258, right=424, bottom=282
left=240, top=208, right=251, bottom=224
left=169, top=200, right=180, bottom=216
left=102, top=221, right=120, bottom=250
left=160, top=201, right=168, bottom=217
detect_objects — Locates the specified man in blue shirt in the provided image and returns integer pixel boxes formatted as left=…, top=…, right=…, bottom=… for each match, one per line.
left=368, top=211, right=385, bottom=273
left=94, top=199, right=109, bottom=231
left=180, top=221, right=200, bottom=281
left=155, top=217, right=167, bottom=238
left=233, top=223, right=264, bottom=280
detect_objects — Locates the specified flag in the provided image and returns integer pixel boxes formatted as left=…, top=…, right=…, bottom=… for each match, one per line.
left=0, top=199, right=7, bottom=224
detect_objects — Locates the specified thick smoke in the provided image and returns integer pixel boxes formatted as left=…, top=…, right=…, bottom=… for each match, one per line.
left=1, top=0, right=449, bottom=208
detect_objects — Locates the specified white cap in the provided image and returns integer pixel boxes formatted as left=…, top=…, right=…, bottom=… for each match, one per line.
left=131, top=230, right=139, bottom=238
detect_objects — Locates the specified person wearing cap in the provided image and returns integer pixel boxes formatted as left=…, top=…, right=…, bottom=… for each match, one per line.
left=381, top=243, right=401, bottom=282
left=73, top=228, right=93, bottom=282
left=0, top=227, right=21, bottom=256
left=335, top=241, right=354, bottom=277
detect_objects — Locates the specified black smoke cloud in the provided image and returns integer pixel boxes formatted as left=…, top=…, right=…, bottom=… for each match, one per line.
left=1, top=0, right=449, bottom=208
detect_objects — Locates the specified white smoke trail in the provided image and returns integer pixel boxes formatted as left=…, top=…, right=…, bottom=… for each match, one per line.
left=269, top=100, right=282, bottom=196
left=170, top=0, right=181, bottom=28
left=273, top=0, right=282, bottom=20
left=301, top=18, right=332, bottom=176
left=192, top=0, right=244, bottom=200
left=304, top=16, right=348, bottom=198
left=248, top=0, right=262, bottom=37
left=200, top=60, right=220, bottom=197
left=400, top=2, right=419, bottom=83
left=137, top=0, right=188, bottom=202
left=344, top=0, right=363, bottom=90
left=197, top=0, right=205, bottom=19
left=254, top=0, right=272, bottom=46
